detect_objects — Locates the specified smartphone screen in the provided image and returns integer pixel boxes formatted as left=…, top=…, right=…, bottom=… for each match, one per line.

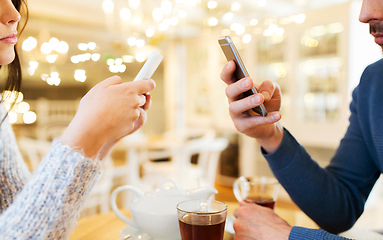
left=218, top=36, right=267, bottom=117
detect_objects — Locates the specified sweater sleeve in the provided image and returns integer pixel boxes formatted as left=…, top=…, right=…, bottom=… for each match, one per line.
left=0, top=140, right=101, bottom=240
left=0, top=104, right=102, bottom=239
left=0, top=106, right=32, bottom=212
left=265, top=126, right=374, bottom=234
left=289, top=227, right=353, bottom=240
left=264, top=63, right=382, bottom=234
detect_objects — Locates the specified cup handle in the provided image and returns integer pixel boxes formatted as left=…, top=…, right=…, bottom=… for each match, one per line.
left=110, top=185, right=143, bottom=228
left=233, top=177, right=246, bottom=202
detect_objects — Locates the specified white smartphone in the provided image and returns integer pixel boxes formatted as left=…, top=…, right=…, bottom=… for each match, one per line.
left=218, top=36, right=267, bottom=117
left=134, top=51, right=163, bottom=81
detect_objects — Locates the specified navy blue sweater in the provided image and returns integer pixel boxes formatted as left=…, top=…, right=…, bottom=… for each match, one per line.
left=264, top=58, right=383, bottom=239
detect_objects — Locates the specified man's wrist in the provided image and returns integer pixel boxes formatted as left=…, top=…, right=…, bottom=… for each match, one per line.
left=257, top=123, right=284, bottom=154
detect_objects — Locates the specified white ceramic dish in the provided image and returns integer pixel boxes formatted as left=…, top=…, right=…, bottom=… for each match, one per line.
left=119, top=220, right=235, bottom=240
left=225, top=214, right=236, bottom=235
left=119, top=224, right=152, bottom=240
left=119, top=224, right=182, bottom=240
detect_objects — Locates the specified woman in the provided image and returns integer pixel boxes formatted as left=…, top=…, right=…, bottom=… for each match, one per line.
left=0, top=0, right=156, bottom=239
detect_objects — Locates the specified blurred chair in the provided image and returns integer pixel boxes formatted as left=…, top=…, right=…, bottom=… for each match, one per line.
left=184, top=137, right=230, bottom=188
left=110, top=132, right=153, bottom=209
left=109, top=129, right=226, bottom=208
left=17, top=137, right=52, bottom=171
left=37, top=122, right=68, bottom=141
left=142, top=127, right=216, bottom=168
left=141, top=137, right=229, bottom=189
left=163, top=127, right=216, bottom=142
left=30, top=98, right=78, bottom=141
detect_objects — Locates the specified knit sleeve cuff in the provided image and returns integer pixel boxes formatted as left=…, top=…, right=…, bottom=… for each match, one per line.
left=262, top=128, right=302, bottom=172
left=0, top=139, right=102, bottom=239
left=289, top=226, right=352, bottom=240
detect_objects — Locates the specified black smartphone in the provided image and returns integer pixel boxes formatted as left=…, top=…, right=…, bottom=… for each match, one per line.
left=218, top=36, right=267, bottom=117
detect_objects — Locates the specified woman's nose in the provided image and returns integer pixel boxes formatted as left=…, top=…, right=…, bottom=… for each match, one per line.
left=0, top=0, right=21, bottom=26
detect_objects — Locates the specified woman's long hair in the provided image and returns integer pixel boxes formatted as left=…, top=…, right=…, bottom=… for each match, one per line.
left=0, top=0, right=28, bottom=125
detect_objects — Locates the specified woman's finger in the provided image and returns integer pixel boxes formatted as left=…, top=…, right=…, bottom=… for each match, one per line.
left=138, top=95, right=147, bottom=107
left=141, top=94, right=152, bottom=111
left=120, top=79, right=156, bottom=95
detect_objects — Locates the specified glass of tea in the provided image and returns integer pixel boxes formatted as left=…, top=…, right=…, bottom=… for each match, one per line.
left=177, top=199, right=228, bottom=240
left=233, top=176, right=280, bottom=210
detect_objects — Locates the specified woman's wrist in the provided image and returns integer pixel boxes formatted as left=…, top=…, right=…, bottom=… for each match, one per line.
left=256, top=123, right=284, bottom=154
left=97, top=139, right=119, bottom=159
left=61, top=119, right=106, bottom=159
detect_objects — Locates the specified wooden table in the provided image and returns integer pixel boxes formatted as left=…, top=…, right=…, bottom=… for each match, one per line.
left=69, top=201, right=317, bottom=240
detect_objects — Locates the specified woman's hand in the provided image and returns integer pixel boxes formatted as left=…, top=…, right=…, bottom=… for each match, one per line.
left=220, top=61, right=284, bottom=153
left=129, top=93, right=152, bottom=135
left=97, top=93, right=153, bottom=159
left=61, top=75, right=155, bottom=158
left=233, top=201, right=292, bottom=240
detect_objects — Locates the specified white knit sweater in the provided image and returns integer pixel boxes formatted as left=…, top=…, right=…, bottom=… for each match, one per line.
left=0, top=103, right=102, bottom=239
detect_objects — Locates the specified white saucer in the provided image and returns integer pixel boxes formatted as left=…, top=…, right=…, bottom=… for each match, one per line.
left=225, top=214, right=236, bottom=235
left=119, top=219, right=235, bottom=239
left=119, top=225, right=153, bottom=240
left=119, top=225, right=182, bottom=240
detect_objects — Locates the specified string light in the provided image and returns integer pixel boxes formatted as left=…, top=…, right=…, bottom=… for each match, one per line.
left=91, top=53, right=101, bottom=61
left=161, top=1, right=172, bottom=15
left=102, top=0, right=114, bottom=14
left=295, top=14, right=306, bottom=23
left=242, top=34, right=252, bottom=43
left=43, top=72, right=61, bottom=86
left=23, top=111, right=37, bottom=124
left=78, top=43, right=88, bottom=51
left=22, top=37, right=37, bottom=51
left=208, top=17, right=218, bottom=27
left=146, top=28, right=155, bottom=37
left=122, top=55, right=134, bottom=63
left=207, top=1, right=217, bottom=9
left=88, top=42, right=97, bottom=50
left=153, top=8, right=164, bottom=22
left=135, top=53, right=146, bottom=62
left=231, top=2, right=240, bottom=11
left=46, top=55, right=58, bottom=63
left=74, top=69, right=87, bottom=82
left=129, top=0, right=140, bottom=9
left=136, top=39, right=145, bottom=48
left=127, top=37, right=137, bottom=46
left=250, top=19, right=259, bottom=26
left=27, top=61, right=38, bottom=76
left=120, top=8, right=131, bottom=21
left=17, top=102, right=30, bottom=113
left=178, top=10, right=187, bottom=18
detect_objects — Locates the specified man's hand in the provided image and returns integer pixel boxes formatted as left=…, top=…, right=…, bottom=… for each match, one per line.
left=220, top=61, right=284, bottom=153
left=233, top=201, right=292, bottom=240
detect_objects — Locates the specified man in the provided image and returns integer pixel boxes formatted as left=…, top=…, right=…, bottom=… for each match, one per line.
left=220, top=0, right=383, bottom=239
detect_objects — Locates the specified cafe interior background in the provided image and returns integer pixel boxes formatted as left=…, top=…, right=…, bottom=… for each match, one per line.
left=2, top=0, right=383, bottom=232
